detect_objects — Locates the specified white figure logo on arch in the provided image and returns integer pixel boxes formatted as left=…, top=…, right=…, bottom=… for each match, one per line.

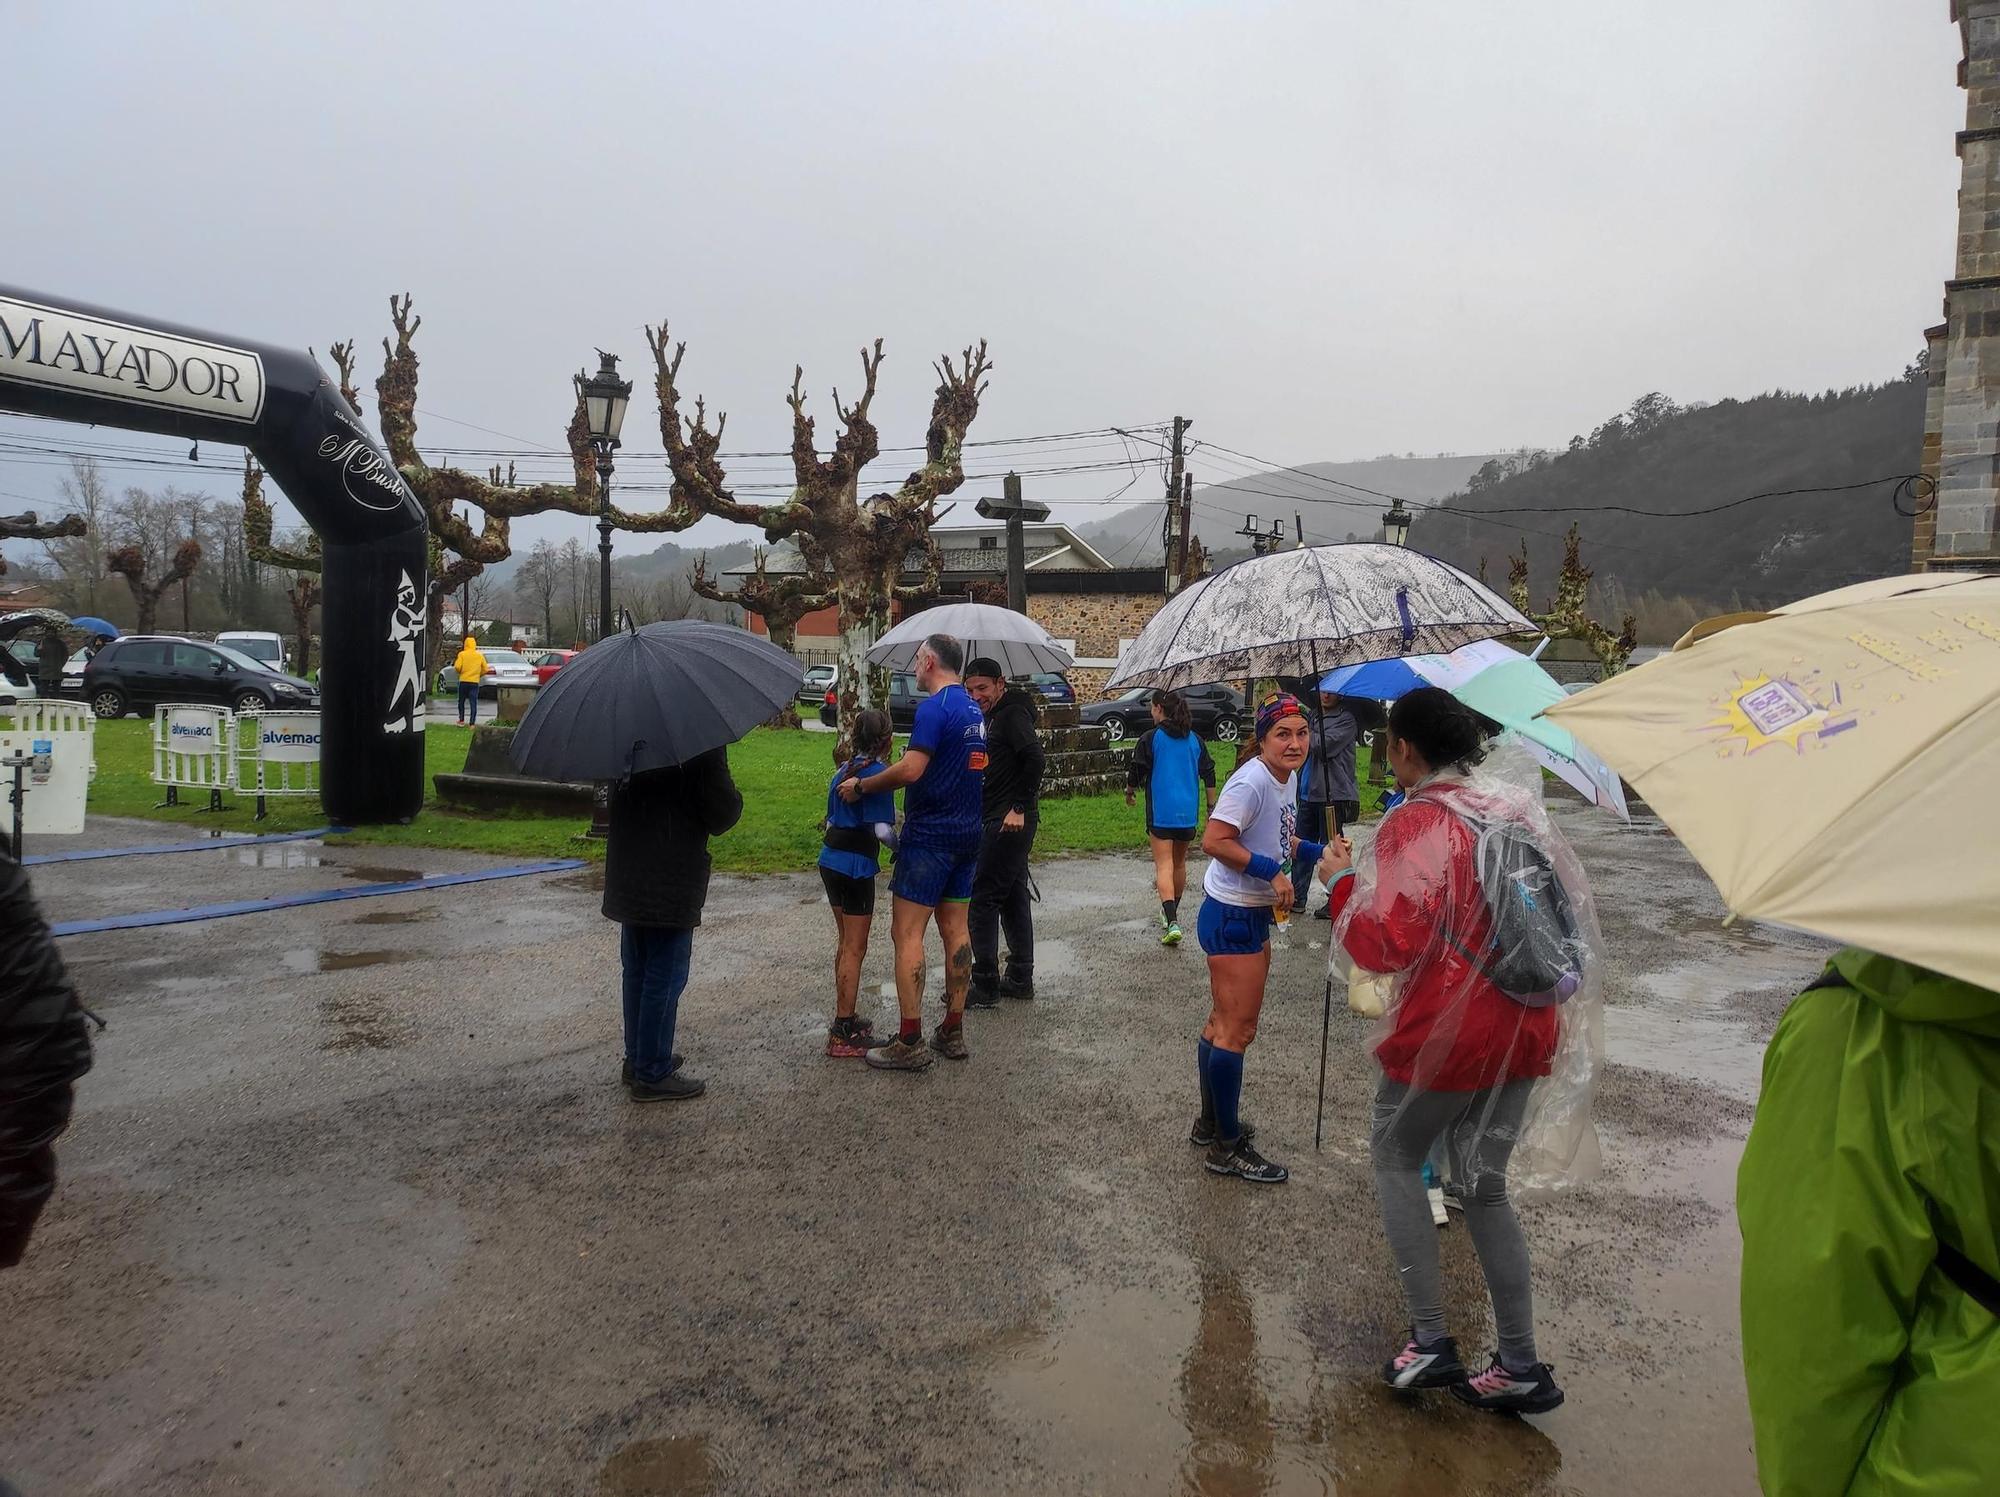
left=386, top=572, right=426, bottom=735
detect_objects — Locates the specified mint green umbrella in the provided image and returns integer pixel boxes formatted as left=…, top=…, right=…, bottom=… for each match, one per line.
left=1453, top=656, right=1629, bottom=819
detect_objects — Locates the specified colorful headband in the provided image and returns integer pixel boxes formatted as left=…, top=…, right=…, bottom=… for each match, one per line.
left=1255, top=691, right=1306, bottom=740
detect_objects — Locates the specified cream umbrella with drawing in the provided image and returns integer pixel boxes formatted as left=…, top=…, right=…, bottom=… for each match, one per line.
left=1545, top=574, right=2000, bottom=990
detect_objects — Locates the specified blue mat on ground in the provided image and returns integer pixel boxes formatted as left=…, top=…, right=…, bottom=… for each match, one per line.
left=25, top=827, right=346, bottom=866
left=51, top=859, right=586, bottom=937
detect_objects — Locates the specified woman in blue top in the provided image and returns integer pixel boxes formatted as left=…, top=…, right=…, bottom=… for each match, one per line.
left=1125, top=689, right=1216, bottom=947
left=820, top=709, right=898, bottom=1058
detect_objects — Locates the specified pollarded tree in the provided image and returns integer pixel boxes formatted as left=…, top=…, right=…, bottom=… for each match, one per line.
left=336, top=294, right=703, bottom=676
left=241, top=456, right=322, bottom=673
left=646, top=324, right=989, bottom=731
left=0, top=509, right=86, bottom=580
left=107, top=539, right=201, bottom=635
left=1508, top=524, right=1637, bottom=675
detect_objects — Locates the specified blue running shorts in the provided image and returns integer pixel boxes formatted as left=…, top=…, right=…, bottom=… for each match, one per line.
left=890, top=838, right=981, bottom=907
left=1197, top=898, right=1274, bottom=956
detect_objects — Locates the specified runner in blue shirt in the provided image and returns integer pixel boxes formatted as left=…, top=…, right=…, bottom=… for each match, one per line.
left=819, top=707, right=898, bottom=1058
left=838, top=632, right=987, bottom=1071
left=1124, top=688, right=1216, bottom=948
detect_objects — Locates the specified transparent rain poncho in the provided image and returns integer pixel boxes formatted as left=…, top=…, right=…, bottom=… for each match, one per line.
left=1328, top=763, right=1606, bottom=1199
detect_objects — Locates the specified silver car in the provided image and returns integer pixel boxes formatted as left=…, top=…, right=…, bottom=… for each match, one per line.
left=441, top=647, right=540, bottom=697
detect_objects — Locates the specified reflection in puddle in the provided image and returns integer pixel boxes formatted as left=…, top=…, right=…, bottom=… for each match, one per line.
left=339, top=864, right=431, bottom=884
left=281, top=948, right=420, bottom=975
left=232, top=844, right=322, bottom=869
left=599, top=1435, right=725, bottom=1495
left=989, top=1271, right=1562, bottom=1495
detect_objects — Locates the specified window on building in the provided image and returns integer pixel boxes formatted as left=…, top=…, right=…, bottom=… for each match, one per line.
left=979, top=536, right=997, bottom=549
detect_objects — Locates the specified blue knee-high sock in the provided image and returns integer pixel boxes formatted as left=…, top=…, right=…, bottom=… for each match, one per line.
left=1197, top=1037, right=1215, bottom=1118
left=1208, top=1045, right=1245, bottom=1142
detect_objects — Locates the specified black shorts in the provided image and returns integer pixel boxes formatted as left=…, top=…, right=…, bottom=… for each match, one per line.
left=819, top=865, right=877, bottom=918
left=1149, top=825, right=1196, bottom=843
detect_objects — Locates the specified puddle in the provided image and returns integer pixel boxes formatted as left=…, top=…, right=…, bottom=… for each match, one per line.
left=555, top=866, right=607, bottom=894
left=338, top=864, right=431, bottom=884
left=599, top=1435, right=726, bottom=1495
left=231, top=844, right=323, bottom=869
left=988, top=1272, right=1561, bottom=1495
left=350, top=907, right=442, bottom=926
left=281, top=947, right=420, bottom=975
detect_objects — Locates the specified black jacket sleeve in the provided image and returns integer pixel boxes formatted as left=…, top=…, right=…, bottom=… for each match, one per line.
left=1007, top=709, right=1044, bottom=811
left=1128, top=729, right=1153, bottom=791
left=1198, top=738, right=1216, bottom=788
left=688, top=747, right=744, bottom=838
left=0, top=848, right=92, bottom=1268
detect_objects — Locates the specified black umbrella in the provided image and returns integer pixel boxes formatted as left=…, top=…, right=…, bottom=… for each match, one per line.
left=508, top=618, right=804, bottom=782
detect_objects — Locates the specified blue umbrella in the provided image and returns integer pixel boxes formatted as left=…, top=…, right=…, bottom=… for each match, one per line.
left=1319, top=656, right=1424, bottom=700
left=68, top=617, right=119, bottom=638
left=509, top=618, right=803, bottom=781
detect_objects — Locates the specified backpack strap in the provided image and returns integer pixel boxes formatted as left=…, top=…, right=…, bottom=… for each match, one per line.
left=1939, top=1240, right=2000, bottom=1319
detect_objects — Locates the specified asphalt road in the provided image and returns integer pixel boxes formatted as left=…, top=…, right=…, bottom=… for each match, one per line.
left=0, top=804, right=1828, bottom=1495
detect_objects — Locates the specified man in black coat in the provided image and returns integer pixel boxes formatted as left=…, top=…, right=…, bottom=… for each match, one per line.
left=600, top=747, right=743, bottom=1101
left=1, top=838, right=93, bottom=1268
left=963, top=659, right=1045, bottom=1006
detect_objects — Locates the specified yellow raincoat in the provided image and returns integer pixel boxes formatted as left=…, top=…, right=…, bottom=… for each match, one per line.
left=453, top=638, right=487, bottom=684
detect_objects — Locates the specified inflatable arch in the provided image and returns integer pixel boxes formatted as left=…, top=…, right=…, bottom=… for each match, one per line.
left=0, top=287, right=428, bottom=824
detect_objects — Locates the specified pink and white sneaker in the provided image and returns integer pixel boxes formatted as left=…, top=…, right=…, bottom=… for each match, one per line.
left=1451, top=1353, right=1565, bottom=1414
left=1381, top=1331, right=1465, bottom=1390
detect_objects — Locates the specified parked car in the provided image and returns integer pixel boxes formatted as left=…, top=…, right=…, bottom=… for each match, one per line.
left=215, top=629, right=289, bottom=675
left=439, top=647, right=540, bottom=697
left=531, top=648, right=578, bottom=686
left=1081, top=682, right=1243, bottom=743
left=796, top=663, right=837, bottom=709
left=1025, top=671, right=1075, bottom=706
left=82, top=635, right=320, bottom=719
left=817, top=672, right=932, bottom=731
left=0, top=647, right=31, bottom=708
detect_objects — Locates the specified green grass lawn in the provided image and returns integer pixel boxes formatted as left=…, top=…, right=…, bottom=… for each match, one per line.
left=79, top=720, right=1170, bottom=873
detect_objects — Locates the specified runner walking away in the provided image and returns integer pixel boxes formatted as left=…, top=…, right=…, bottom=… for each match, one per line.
left=963, top=659, right=1045, bottom=1006
left=819, top=709, right=898, bottom=1057
left=1193, top=693, right=1326, bottom=1183
left=1738, top=949, right=2000, bottom=1496
left=601, top=747, right=743, bottom=1101
left=452, top=635, right=487, bottom=725
left=838, top=634, right=986, bottom=1070
left=1302, top=690, right=1361, bottom=918
left=1, top=834, right=93, bottom=1270
left=1125, top=689, right=1216, bottom=947
left=1324, top=687, right=1606, bottom=1414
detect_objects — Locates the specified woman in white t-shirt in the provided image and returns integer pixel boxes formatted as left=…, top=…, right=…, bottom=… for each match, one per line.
left=1193, top=692, right=1333, bottom=1184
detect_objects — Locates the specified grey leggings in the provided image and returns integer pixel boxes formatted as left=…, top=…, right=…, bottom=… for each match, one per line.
left=1370, top=1074, right=1538, bottom=1368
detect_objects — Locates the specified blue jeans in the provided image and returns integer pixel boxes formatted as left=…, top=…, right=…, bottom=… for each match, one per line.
left=621, top=924, right=694, bottom=1084
left=456, top=680, right=479, bottom=723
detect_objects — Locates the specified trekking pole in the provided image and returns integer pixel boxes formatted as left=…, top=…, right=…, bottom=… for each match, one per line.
left=1315, top=974, right=1332, bottom=1151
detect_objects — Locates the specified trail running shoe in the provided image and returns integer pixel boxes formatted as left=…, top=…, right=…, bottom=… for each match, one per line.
left=1203, top=1137, right=1288, bottom=1183
left=1429, top=1185, right=1450, bottom=1227
left=865, top=1035, right=935, bottom=1072
left=967, top=976, right=1000, bottom=1009
left=1451, top=1354, right=1565, bottom=1415
left=825, top=1019, right=878, bottom=1058
left=1382, top=1332, right=1466, bottom=1391
left=1188, top=1115, right=1257, bottom=1147
left=1162, top=922, right=1183, bottom=947
left=929, top=1024, right=970, bottom=1061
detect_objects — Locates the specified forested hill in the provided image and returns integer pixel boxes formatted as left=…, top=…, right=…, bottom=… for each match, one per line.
left=1411, top=377, right=1926, bottom=620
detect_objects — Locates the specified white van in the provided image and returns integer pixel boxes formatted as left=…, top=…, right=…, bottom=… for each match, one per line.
left=216, top=630, right=289, bottom=675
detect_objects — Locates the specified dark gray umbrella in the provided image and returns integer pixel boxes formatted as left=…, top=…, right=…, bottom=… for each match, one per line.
left=508, top=619, right=804, bottom=781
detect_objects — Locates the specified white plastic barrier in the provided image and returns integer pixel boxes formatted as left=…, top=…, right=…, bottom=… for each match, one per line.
left=235, top=710, right=322, bottom=819
left=151, top=703, right=235, bottom=811
left=0, top=698, right=98, bottom=837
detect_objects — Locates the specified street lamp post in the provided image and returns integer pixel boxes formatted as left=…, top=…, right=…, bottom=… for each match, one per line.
left=1379, top=497, right=1412, bottom=548
left=576, top=351, right=632, bottom=640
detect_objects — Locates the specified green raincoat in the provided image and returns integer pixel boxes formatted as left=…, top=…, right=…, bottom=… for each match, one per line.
left=1739, top=949, right=2000, bottom=1495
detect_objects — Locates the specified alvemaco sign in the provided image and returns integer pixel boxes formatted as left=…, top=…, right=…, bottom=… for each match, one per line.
left=0, top=294, right=265, bottom=425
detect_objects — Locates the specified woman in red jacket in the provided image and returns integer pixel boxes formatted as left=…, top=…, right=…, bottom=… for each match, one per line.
left=1323, top=687, right=1596, bottom=1417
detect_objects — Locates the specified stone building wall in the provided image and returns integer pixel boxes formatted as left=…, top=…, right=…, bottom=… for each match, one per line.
left=1026, top=590, right=1163, bottom=700
left=1924, top=0, right=2000, bottom=568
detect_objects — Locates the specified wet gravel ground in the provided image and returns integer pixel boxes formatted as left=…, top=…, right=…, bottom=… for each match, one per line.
left=0, top=805, right=1830, bottom=1496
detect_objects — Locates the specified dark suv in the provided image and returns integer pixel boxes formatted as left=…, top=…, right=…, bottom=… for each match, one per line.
left=83, top=636, right=321, bottom=720
left=1081, top=682, right=1244, bottom=743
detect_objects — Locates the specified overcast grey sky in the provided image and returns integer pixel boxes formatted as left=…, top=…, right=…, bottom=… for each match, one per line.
left=0, top=0, right=1964, bottom=559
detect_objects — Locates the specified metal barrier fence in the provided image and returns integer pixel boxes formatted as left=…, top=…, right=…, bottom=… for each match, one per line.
left=150, top=703, right=235, bottom=811
left=234, top=710, right=322, bottom=819
left=0, top=698, right=97, bottom=844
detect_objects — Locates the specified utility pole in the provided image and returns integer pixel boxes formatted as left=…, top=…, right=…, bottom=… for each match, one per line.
left=1179, top=473, right=1196, bottom=585
left=1163, top=416, right=1191, bottom=594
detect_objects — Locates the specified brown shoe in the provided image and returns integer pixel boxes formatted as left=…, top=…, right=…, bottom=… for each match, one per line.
left=929, top=1023, right=970, bottom=1061
left=865, top=1035, right=935, bottom=1072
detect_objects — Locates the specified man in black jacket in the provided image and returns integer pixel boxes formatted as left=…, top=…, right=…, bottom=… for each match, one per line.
left=601, top=747, right=743, bottom=1102
left=1, top=837, right=92, bottom=1269
left=963, top=660, right=1045, bottom=1006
